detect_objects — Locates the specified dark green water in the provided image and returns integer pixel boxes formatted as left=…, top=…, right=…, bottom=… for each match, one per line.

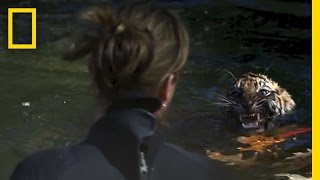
left=0, top=2, right=311, bottom=179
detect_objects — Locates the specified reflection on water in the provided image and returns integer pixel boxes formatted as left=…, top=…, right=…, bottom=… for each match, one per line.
left=0, top=1, right=311, bottom=179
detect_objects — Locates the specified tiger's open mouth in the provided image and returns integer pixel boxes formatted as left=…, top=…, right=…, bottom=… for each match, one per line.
left=239, top=113, right=262, bottom=129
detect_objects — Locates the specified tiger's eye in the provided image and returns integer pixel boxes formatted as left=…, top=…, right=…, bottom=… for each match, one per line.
left=259, top=89, right=271, bottom=97
left=230, top=91, right=241, bottom=98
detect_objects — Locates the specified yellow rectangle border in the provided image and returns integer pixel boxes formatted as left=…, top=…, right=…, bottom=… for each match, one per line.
left=313, top=0, right=318, bottom=179
left=312, top=0, right=320, bottom=180
left=8, top=8, right=36, bottom=49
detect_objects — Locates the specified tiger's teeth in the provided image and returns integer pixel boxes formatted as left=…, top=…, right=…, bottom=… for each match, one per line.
left=242, top=122, right=259, bottom=129
left=243, top=114, right=255, bottom=117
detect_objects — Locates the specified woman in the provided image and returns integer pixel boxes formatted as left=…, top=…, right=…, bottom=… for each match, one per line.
left=10, top=3, right=251, bottom=180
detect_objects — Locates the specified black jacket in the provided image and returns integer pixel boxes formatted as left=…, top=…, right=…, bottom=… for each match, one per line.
left=10, top=96, right=251, bottom=180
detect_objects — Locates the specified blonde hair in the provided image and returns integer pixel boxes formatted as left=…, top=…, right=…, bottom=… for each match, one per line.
left=64, top=3, right=189, bottom=103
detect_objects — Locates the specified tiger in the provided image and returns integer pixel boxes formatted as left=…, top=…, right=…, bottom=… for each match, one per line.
left=219, top=72, right=295, bottom=133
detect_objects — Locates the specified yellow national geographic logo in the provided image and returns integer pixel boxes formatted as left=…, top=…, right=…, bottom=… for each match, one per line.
left=8, top=8, right=37, bottom=49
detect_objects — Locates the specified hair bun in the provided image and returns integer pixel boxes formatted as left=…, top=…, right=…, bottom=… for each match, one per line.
left=63, top=7, right=124, bottom=61
left=63, top=3, right=189, bottom=103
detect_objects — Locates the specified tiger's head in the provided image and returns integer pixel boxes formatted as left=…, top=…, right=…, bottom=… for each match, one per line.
left=221, top=72, right=295, bottom=133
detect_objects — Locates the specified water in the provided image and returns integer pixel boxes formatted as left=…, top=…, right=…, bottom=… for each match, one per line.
left=0, top=2, right=311, bottom=179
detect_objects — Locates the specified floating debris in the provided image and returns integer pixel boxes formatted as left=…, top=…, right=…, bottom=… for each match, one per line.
left=21, top=102, right=31, bottom=107
left=271, top=149, right=311, bottom=174
left=275, top=173, right=311, bottom=180
left=285, top=149, right=311, bottom=160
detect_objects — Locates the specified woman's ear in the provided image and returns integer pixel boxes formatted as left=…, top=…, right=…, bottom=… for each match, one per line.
left=159, top=74, right=177, bottom=106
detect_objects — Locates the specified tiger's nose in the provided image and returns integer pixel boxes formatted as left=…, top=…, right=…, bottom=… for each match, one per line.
left=241, top=100, right=254, bottom=111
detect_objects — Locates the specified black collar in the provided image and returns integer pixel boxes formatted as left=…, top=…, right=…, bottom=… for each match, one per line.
left=84, top=95, right=162, bottom=180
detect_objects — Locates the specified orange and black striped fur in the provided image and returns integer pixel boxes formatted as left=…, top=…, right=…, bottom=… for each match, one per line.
left=220, top=72, right=295, bottom=132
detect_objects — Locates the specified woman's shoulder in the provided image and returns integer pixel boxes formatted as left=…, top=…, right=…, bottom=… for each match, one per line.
left=10, top=144, right=125, bottom=180
left=14, top=144, right=103, bottom=167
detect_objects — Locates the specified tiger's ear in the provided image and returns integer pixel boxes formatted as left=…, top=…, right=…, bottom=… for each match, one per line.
left=275, top=88, right=285, bottom=95
left=276, top=87, right=296, bottom=113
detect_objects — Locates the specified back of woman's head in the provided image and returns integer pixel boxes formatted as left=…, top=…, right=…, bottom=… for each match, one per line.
left=64, top=3, right=189, bottom=102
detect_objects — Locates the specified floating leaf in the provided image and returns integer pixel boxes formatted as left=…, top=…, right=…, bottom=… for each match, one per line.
left=206, top=150, right=257, bottom=166
left=236, top=134, right=286, bottom=153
